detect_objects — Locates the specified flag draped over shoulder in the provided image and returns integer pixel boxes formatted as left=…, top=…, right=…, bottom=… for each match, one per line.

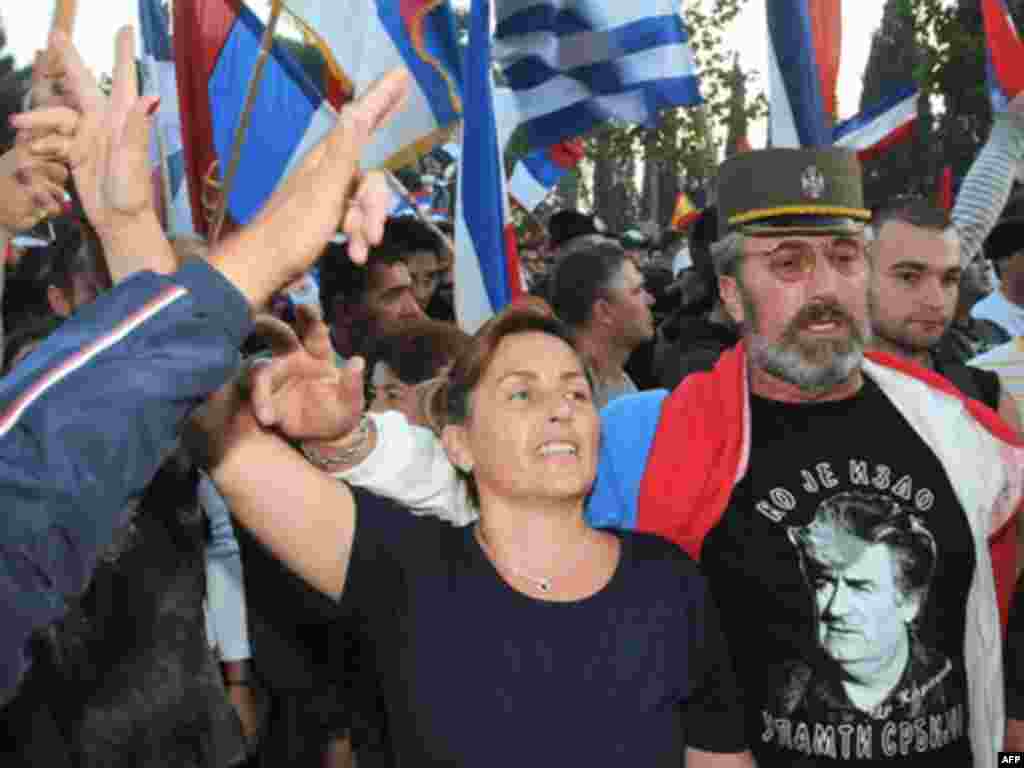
left=982, top=0, right=1024, bottom=110
left=454, top=0, right=523, bottom=334
left=507, top=138, right=585, bottom=212
left=282, top=0, right=463, bottom=170
left=493, top=0, right=702, bottom=150
left=139, top=0, right=193, bottom=235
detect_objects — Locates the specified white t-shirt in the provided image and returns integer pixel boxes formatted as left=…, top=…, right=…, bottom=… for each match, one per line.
left=970, top=290, right=1024, bottom=337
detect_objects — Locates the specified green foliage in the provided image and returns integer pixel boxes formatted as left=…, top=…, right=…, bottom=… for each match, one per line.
left=902, top=0, right=1024, bottom=195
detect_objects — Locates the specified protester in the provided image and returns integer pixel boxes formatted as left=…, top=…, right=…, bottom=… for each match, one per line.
left=972, top=216, right=1024, bottom=336
left=194, top=305, right=754, bottom=767
left=653, top=206, right=740, bottom=389
left=547, top=236, right=654, bottom=407
left=0, top=24, right=409, bottom=704
left=867, top=197, right=1022, bottom=427
left=265, top=147, right=1023, bottom=768
left=934, top=254, right=1011, bottom=363
left=385, top=216, right=446, bottom=312
left=41, top=216, right=112, bottom=319
left=362, top=317, right=470, bottom=428
left=317, top=220, right=427, bottom=358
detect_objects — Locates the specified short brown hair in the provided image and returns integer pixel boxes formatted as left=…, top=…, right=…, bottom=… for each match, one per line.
left=443, top=305, right=591, bottom=508
left=871, top=196, right=951, bottom=236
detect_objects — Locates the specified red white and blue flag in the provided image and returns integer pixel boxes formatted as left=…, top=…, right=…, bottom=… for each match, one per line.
left=833, top=85, right=920, bottom=162
left=493, top=0, right=702, bottom=151
left=455, top=0, right=523, bottom=333
left=766, top=0, right=839, bottom=148
left=139, top=0, right=193, bottom=235
left=982, top=0, right=1024, bottom=111
left=173, top=0, right=462, bottom=233
left=283, top=0, right=463, bottom=169
left=507, top=138, right=585, bottom=212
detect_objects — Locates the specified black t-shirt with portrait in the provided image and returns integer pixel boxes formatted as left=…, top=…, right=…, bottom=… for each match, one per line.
left=701, top=376, right=976, bottom=766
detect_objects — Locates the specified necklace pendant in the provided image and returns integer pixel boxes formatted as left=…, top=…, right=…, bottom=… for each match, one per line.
left=537, top=579, right=551, bottom=593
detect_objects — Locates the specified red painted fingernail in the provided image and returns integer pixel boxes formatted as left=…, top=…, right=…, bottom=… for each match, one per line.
left=145, top=99, right=161, bottom=117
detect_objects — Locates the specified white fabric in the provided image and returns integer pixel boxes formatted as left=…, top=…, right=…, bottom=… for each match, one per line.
left=971, top=337, right=1024, bottom=425
left=833, top=91, right=919, bottom=152
left=861, top=359, right=1023, bottom=768
left=282, top=1, right=458, bottom=169
left=971, top=289, right=1024, bottom=337
left=336, top=411, right=477, bottom=527
left=204, top=557, right=251, bottom=661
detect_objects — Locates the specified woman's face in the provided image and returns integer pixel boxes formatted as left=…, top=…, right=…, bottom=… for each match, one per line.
left=368, top=362, right=420, bottom=424
left=449, top=332, right=599, bottom=507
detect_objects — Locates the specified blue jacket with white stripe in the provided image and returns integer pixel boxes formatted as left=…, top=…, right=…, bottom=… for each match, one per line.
left=0, top=260, right=252, bottom=703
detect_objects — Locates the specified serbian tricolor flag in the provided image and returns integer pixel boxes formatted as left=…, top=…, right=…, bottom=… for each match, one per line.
left=766, top=0, right=840, bottom=148
left=282, top=0, right=463, bottom=170
left=455, top=0, right=523, bottom=334
left=174, top=0, right=340, bottom=231
left=832, top=85, right=920, bottom=162
left=507, top=138, right=585, bottom=212
left=982, top=0, right=1024, bottom=110
left=669, top=191, right=700, bottom=231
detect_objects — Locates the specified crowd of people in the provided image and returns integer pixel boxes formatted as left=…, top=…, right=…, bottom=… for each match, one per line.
left=3, top=19, right=1024, bottom=768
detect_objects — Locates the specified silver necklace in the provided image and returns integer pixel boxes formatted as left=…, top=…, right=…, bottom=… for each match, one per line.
left=474, top=524, right=589, bottom=594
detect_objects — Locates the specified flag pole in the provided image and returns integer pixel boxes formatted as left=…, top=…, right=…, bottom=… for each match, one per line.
left=385, top=171, right=455, bottom=260
left=51, top=0, right=78, bottom=37
left=210, top=0, right=286, bottom=242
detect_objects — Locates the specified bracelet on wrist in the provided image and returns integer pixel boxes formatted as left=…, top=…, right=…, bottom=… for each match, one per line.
left=300, top=414, right=372, bottom=469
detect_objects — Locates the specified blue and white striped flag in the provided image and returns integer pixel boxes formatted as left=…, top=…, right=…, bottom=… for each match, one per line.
left=139, top=0, right=194, bottom=236
left=455, top=0, right=524, bottom=333
left=493, top=0, right=702, bottom=150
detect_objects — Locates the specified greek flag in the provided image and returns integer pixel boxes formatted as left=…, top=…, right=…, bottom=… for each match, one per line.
left=493, top=0, right=702, bottom=150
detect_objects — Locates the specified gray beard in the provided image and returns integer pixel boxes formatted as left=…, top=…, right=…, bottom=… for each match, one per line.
left=748, top=332, right=866, bottom=394
left=741, top=285, right=871, bottom=395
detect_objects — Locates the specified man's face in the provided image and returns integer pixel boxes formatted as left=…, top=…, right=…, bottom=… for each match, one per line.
left=807, top=540, right=916, bottom=678
left=721, top=233, right=872, bottom=393
left=405, top=249, right=441, bottom=309
left=999, top=250, right=1024, bottom=299
left=868, top=220, right=961, bottom=355
left=603, top=260, right=655, bottom=347
left=365, top=261, right=425, bottom=335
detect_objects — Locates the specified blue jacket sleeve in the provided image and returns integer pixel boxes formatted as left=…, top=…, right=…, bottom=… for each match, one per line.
left=0, top=259, right=251, bottom=702
left=585, top=390, right=666, bottom=532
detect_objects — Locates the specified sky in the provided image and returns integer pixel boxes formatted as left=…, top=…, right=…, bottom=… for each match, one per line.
left=4, top=0, right=887, bottom=141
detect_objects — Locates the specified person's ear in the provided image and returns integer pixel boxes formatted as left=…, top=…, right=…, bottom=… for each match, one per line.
left=441, top=424, right=474, bottom=474
left=47, top=284, right=72, bottom=318
left=718, top=275, right=745, bottom=326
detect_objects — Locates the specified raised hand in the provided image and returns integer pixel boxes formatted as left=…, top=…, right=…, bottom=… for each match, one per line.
left=228, top=69, right=409, bottom=306
left=12, top=28, right=158, bottom=238
left=247, top=305, right=366, bottom=443
left=0, top=143, right=68, bottom=237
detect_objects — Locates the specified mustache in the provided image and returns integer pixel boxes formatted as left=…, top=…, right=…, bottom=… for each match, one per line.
left=787, top=300, right=856, bottom=333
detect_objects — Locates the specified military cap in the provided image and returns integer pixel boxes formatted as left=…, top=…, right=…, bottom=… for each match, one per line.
left=984, top=217, right=1024, bottom=263
left=717, top=148, right=871, bottom=238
